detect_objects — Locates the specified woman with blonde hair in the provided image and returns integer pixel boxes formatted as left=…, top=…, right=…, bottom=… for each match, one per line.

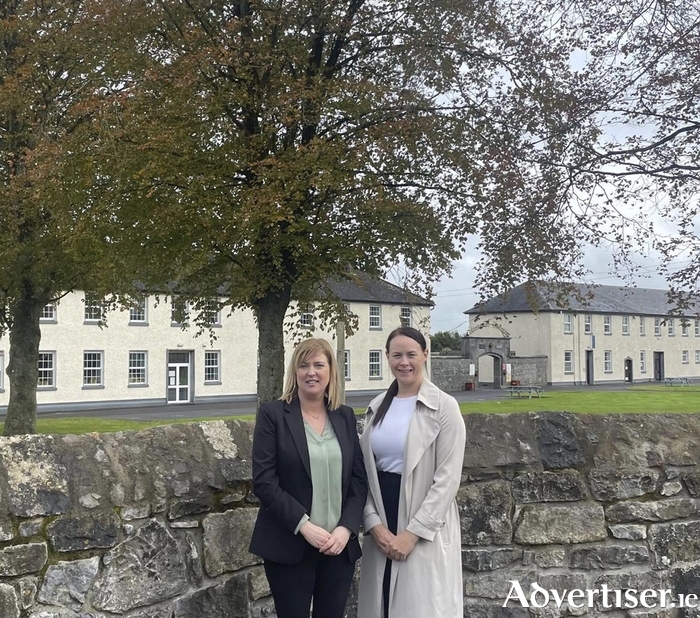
left=250, top=338, right=368, bottom=618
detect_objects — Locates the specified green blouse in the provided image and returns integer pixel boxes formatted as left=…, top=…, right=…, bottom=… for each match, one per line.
left=301, top=419, right=343, bottom=533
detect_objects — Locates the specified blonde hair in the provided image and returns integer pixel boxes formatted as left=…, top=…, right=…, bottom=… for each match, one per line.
left=280, top=338, right=342, bottom=410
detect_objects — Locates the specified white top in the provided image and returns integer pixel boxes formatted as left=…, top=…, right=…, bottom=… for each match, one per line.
left=370, top=395, right=417, bottom=474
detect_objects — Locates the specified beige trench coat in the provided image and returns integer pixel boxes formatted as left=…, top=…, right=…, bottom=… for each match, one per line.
left=357, top=379, right=466, bottom=618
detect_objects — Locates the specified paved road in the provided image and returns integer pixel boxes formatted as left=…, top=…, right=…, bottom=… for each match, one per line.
left=14, top=382, right=636, bottom=422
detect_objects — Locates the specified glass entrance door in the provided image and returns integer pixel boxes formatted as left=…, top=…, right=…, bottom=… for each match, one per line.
left=167, top=351, right=191, bottom=403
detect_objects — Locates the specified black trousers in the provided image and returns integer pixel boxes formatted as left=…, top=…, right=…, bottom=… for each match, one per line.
left=264, top=544, right=355, bottom=618
left=378, top=471, right=401, bottom=618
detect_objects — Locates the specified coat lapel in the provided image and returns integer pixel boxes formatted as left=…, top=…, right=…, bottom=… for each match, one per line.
left=361, top=408, right=388, bottom=525
left=284, top=398, right=311, bottom=481
left=403, top=379, right=442, bottom=478
left=328, top=407, right=351, bottom=487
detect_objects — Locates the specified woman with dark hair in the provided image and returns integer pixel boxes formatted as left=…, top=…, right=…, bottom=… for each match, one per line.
left=357, top=326, right=466, bottom=618
left=250, top=338, right=368, bottom=618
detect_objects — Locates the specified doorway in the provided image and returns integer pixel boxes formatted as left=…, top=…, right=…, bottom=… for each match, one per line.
left=624, top=358, right=633, bottom=383
left=585, top=350, right=594, bottom=385
left=653, top=352, right=665, bottom=382
left=167, top=351, right=192, bottom=403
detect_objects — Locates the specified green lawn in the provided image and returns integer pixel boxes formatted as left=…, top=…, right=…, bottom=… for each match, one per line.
left=2, top=385, right=700, bottom=435
left=459, top=385, right=700, bottom=414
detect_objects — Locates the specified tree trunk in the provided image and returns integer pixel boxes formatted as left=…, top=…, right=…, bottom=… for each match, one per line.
left=3, top=285, right=43, bottom=435
left=254, top=286, right=292, bottom=405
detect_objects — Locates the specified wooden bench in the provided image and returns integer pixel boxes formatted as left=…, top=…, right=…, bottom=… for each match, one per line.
left=508, top=385, right=543, bottom=399
left=664, top=377, right=690, bottom=386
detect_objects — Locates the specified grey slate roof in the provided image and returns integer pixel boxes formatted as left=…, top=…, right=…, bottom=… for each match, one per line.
left=465, top=281, right=700, bottom=317
left=327, top=271, right=431, bottom=306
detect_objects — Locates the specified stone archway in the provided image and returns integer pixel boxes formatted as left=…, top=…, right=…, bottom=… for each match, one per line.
left=476, top=352, right=506, bottom=389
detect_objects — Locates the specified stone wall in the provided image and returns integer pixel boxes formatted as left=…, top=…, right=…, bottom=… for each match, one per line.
left=3, top=412, right=700, bottom=617
left=431, top=356, right=471, bottom=391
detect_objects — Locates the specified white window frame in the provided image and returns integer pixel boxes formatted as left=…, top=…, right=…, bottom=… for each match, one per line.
left=695, top=350, right=700, bottom=364
left=604, top=350, right=612, bottom=373
left=564, top=350, right=573, bottom=374
left=129, top=298, right=147, bottom=324
left=682, top=350, right=690, bottom=364
left=128, top=351, right=148, bottom=386
left=622, top=316, right=630, bottom=335
left=200, top=299, right=221, bottom=327
left=171, top=297, right=190, bottom=327
left=344, top=349, right=350, bottom=381
left=84, top=294, right=102, bottom=323
left=369, top=305, right=381, bottom=329
left=563, top=314, right=573, bottom=334
left=83, top=351, right=104, bottom=387
left=639, top=316, right=645, bottom=336
left=204, top=350, right=221, bottom=383
left=299, top=307, right=314, bottom=329
left=369, top=350, right=382, bottom=378
left=668, top=318, right=675, bottom=337
left=696, top=319, right=700, bottom=337
left=654, top=318, right=661, bottom=336
left=603, top=315, right=612, bottom=335
left=682, top=322, right=689, bottom=337
left=400, top=307, right=412, bottom=328
left=640, top=351, right=646, bottom=373
left=37, top=351, right=56, bottom=388
left=584, top=314, right=592, bottom=334
left=40, top=303, right=57, bottom=322
left=0, top=351, right=4, bottom=390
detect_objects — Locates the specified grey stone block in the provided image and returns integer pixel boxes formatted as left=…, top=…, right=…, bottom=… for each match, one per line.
left=650, top=520, right=700, bottom=566
left=37, top=557, right=100, bottom=610
left=202, top=508, right=261, bottom=577
left=462, top=548, right=523, bottom=572
left=608, top=524, right=647, bottom=540
left=458, top=480, right=513, bottom=545
left=589, top=469, right=659, bottom=501
left=514, top=504, right=606, bottom=544
left=605, top=498, right=700, bottom=523
left=0, top=583, right=20, bottom=618
left=47, top=512, right=120, bottom=552
left=92, top=519, right=188, bottom=613
left=533, top=413, right=585, bottom=470
left=0, top=543, right=48, bottom=576
left=569, top=544, right=649, bottom=569
left=513, top=471, right=586, bottom=503
left=174, top=574, right=249, bottom=618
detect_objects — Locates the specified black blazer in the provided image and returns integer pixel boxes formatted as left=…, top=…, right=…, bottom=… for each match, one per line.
left=249, top=397, right=368, bottom=565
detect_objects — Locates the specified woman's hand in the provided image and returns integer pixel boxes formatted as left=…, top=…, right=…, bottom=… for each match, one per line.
left=386, top=530, right=419, bottom=562
left=299, top=521, right=331, bottom=549
left=369, top=524, right=396, bottom=557
left=320, top=526, right=351, bottom=556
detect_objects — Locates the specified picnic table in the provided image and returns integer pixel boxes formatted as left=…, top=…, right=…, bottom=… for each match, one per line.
left=508, top=385, right=543, bottom=399
left=664, top=377, right=690, bottom=386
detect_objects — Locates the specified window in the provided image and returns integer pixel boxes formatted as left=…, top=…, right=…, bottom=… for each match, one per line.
left=0, top=351, right=4, bottom=390
left=128, top=352, right=147, bottom=385
left=200, top=299, right=221, bottom=326
left=299, top=306, right=314, bottom=329
left=344, top=350, right=350, bottom=380
left=682, top=350, right=690, bottom=364
left=564, top=350, right=573, bottom=373
left=369, top=350, right=382, bottom=378
left=654, top=318, right=661, bottom=336
left=40, top=303, right=57, bottom=322
left=369, top=305, right=381, bottom=329
left=129, top=298, right=147, bottom=324
left=682, top=322, right=689, bottom=337
left=640, top=351, right=646, bottom=373
left=639, top=317, right=645, bottom=336
left=563, top=314, right=572, bottom=334
left=622, top=316, right=630, bottom=335
left=171, top=297, right=190, bottom=326
left=83, top=351, right=103, bottom=386
left=400, top=307, right=412, bottom=328
left=696, top=350, right=700, bottom=364
left=84, top=294, right=102, bottom=322
left=696, top=320, right=700, bottom=337
left=204, top=351, right=221, bottom=383
left=603, top=315, right=612, bottom=335
left=668, top=318, right=675, bottom=337
left=584, top=315, right=592, bottom=334
left=37, top=352, right=55, bottom=387
left=604, top=350, right=612, bottom=373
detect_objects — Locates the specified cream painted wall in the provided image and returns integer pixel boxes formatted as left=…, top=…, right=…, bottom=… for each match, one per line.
left=0, top=293, right=431, bottom=409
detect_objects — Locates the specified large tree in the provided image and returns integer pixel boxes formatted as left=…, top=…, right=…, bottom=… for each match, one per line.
left=0, top=0, right=129, bottom=434
left=91, top=0, right=601, bottom=402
